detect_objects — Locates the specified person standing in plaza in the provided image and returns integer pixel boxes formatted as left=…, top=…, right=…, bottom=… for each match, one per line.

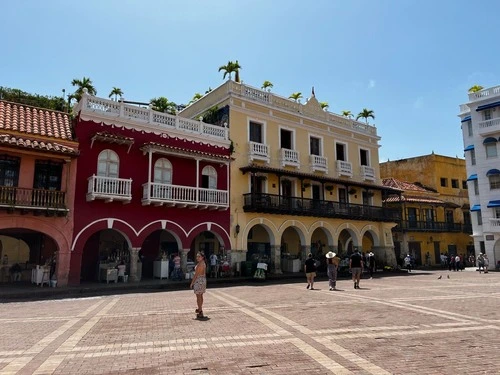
left=349, top=249, right=363, bottom=289
left=367, top=252, right=376, bottom=279
left=404, top=254, right=412, bottom=272
left=325, top=251, right=340, bottom=290
left=304, top=253, right=317, bottom=290
left=477, top=252, right=485, bottom=273
left=190, top=251, right=207, bottom=319
left=483, top=254, right=489, bottom=273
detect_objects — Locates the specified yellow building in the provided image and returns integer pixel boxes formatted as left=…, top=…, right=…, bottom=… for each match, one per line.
left=380, top=154, right=473, bottom=266
left=181, top=81, right=399, bottom=273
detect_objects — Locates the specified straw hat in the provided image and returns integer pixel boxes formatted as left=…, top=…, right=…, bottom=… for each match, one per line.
left=325, top=251, right=336, bottom=259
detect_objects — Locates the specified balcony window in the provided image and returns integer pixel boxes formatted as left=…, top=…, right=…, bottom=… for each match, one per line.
left=0, top=155, right=20, bottom=187
left=483, top=109, right=492, bottom=121
left=467, top=121, right=473, bottom=137
left=98, top=149, right=119, bottom=178
left=470, top=149, right=476, bottom=165
left=154, top=158, right=172, bottom=184
left=451, top=179, right=459, bottom=189
left=336, top=142, right=346, bottom=161
left=485, top=143, right=497, bottom=158
left=202, top=165, right=217, bottom=189
left=474, top=179, right=479, bottom=195
left=489, top=175, right=500, bottom=190
left=310, top=136, right=321, bottom=156
left=33, top=160, right=62, bottom=191
left=280, top=128, right=293, bottom=150
left=249, top=121, right=263, bottom=143
left=477, top=211, right=482, bottom=226
left=360, top=148, right=370, bottom=166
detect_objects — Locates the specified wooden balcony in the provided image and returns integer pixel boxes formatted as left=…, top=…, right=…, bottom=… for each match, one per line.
left=87, top=175, right=132, bottom=203
left=0, top=186, right=68, bottom=215
left=142, top=182, right=228, bottom=210
left=395, top=220, right=471, bottom=233
left=243, top=193, right=399, bottom=222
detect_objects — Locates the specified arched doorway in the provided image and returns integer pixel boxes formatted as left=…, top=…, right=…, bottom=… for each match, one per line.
left=337, top=229, right=355, bottom=258
left=0, top=229, right=58, bottom=284
left=80, top=229, right=129, bottom=282
left=141, top=230, right=180, bottom=279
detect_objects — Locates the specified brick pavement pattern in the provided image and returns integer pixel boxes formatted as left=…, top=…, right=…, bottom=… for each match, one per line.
left=1, top=270, right=499, bottom=374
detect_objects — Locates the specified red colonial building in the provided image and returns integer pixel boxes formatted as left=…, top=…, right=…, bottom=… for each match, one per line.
left=0, top=100, right=79, bottom=287
left=69, top=91, right=231, bottom=285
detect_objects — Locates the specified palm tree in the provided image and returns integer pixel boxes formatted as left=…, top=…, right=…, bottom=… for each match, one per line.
left=219, top=61, right=237, bottom=80
left=108, top=87, right=123, bottom=101
left=262, top=81, right=273, bottom=91
left=233, top=60, right=242, bottom=83
left=150, top=97, right=177, bottom=115
left=468, top=85, right=484, bottom=93
left=356, top=108, right=375, bottom=124
left=289, top=92, right=303, bottom=102
left=341, top=110, right=353, bottom=118
left=319, top=102, right=329, bottom=110
left=189, top=93, right=203, bottom=105
left=71, top=77, right=96, bottom=101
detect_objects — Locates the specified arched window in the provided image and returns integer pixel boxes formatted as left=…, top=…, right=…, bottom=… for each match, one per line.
left=202, top=165, right=217, bottom=189
left=97, top=150, right=119, bottom=178
left=154, top=158, right=172, bottom=184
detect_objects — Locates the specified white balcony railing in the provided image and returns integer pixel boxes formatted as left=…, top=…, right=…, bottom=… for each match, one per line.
left=310, top=154, right=328, bottom=173
left=280, top=148, right=300, bottom=168
left=337, top=160, right=353, bottom=177
left=490, top=218, right=500, bottom=228
left=75, top=93, right=229, bottom=141
left=248, top=141, right=270, bottom=163
left=142, top=182, right=228, bottom=210
left=478, top=117, right=500, bottom=136
left=360, top=165, right=376, bottom=181
left=468, top=85, right=500, bottom=102
left=87, top=175, right=132, bottom=203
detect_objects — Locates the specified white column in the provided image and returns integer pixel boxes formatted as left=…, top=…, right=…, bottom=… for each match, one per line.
left=196, top=158, right=200, bottom=203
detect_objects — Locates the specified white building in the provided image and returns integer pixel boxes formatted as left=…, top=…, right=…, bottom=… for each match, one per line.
left=459, top=86, right=500, bottom=270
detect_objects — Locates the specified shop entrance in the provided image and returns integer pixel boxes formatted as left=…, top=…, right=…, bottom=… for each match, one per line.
left=141, top=230, right=179, bottom=280
left=0, top=229, right=58, bottom=284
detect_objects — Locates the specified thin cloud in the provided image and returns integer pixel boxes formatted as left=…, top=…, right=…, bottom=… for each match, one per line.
left=413, top=97, right=424, bottom=109
left=368, top=79, right=376, bottom=89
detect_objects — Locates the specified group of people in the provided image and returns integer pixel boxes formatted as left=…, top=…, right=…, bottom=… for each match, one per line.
left=305, top=249, right=376, bottom=291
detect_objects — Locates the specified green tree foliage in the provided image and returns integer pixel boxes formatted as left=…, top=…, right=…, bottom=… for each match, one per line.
left=261, top=81, right=273, bottom=91
left=289, top=92, right=303, bottom=102
left=468, top=85, right=484, bottom=93
left=150, top=97, right=177, bottom=115
left=319, top=102, right=329, bottom=110
left=356, top=108, right=375, bottom=124
left=109, top=87, right=124, bottom=101
left=71, top=77, right=97, bottom=101
left=0, top=86, right=66, bottom=111
left=341, top=110, right=353, bottom=118
left=218, top=60, right=241, bottom=81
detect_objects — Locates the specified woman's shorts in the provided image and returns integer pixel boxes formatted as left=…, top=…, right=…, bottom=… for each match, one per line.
left=306, top=272, right=316, bottom=278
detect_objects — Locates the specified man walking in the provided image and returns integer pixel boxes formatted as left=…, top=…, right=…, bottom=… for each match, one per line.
left=349, top=249, right=364, bottom=289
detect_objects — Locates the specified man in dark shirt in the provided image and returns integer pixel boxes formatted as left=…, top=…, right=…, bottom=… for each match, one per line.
left=304, top=253, right=317, bottom=290
left=349, top=249, right=364, bottom=289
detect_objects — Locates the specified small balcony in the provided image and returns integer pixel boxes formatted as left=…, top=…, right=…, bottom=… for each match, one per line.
left=360, top=165, right=376, bottom=181
left=310, top=154, right=328, bottom=173
left=336, top=160, right=353, bottom=177
left=243, top=193, right=399, bottom=222
left=280, top=148, right=300, bottom=168
left=488, top=218, right=500, bottom=233
left=0, top=186, right=67, bottom=215
left=142, top=182, right=228, bottom=210
left=87, top=175, right=132, bottom=203
left=477, top=117, right=500, bottom=136
left=248, top=141, right=270, bottom=163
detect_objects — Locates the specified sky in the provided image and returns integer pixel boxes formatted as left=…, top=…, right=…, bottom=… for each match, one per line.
left=2, top=0, right=500, bottom=162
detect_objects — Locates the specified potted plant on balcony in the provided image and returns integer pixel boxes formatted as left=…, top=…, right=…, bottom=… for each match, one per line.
left=348, top=188, right=357, bottom=195
left=325, top=185, right=334, bottom=192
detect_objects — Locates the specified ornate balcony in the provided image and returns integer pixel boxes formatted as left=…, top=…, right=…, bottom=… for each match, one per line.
left=477, top=117, right=500, bottom=136
left=87, top=175, right=132, bottom=203
left=488, top=218, right=500, bottom=233
left=310, top=154, right=328, bottom=173
left=243, top=193, right=399, bottom=222
left=337, top=160, right=353, bottom=177
left=360, top=165, right=376, bottom=181
left=142, top=182, right=228, bottom=210
left=280, top=148, right=300, bottom=168
left=468, top=85, right=500, bottom=102
left=0, top=186, right=67, bottom=215
left=248, top=141, right=270, bottom=163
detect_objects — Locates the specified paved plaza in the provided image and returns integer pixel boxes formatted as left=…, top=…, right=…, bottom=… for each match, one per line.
left=1, top=270, right=499, bottom=374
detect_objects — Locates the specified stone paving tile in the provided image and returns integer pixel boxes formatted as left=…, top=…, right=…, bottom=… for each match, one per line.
left=1, top=270, right=500, bottom=374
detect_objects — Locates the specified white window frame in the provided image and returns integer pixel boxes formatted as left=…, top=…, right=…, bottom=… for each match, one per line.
left=335, top=142, right=348, bottom=161
left=489, top=175, right=500, bottom=190
left=97, top=149, right=119, bottom=178
left=473, top=179, right=479, bottom=195
left=154, top=158, right=172, bottom=184
left=470, top=149, right=476, bottom=165
left=483, top=109, right=492, bottom=121
left=308, top=134, right=323, bottom=156
left=279, top=126, right=296, bottom=150
left=248, top=118, right=266, bottom=144
left=359, top=147, right=371, bottom=166
left=467, top=121, right=473, bottom=137
left=202, top=165, right=217, bottom=189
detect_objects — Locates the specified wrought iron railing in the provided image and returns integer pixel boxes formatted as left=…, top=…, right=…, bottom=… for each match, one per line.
left=243, top=193, right=399, bottom=222
left=395, top=220, right=470, bottom=233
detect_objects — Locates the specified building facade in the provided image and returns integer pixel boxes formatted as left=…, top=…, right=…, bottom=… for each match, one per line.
left=181, top=81, right=399, bottom=273
left=459, top=86, right=500, bottom=270
left=0, top=100, right=79, bottom=286
left=380, top=154, right=473, bottom=266
left=69, top=92, right=231, bottom=285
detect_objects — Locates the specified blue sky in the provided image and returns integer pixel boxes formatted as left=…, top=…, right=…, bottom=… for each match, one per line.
left=2, top=0, right=499, bottom=162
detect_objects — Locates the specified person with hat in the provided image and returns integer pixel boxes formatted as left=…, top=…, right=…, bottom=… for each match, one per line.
left=367, top=251, right=376, bottom=279
left=325, top=251, right=340, bottom=291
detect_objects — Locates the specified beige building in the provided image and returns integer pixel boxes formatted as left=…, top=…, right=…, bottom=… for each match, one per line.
left=181, top=81, right=399, bottom=273
left=380, top=154, right=473, bottom=266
